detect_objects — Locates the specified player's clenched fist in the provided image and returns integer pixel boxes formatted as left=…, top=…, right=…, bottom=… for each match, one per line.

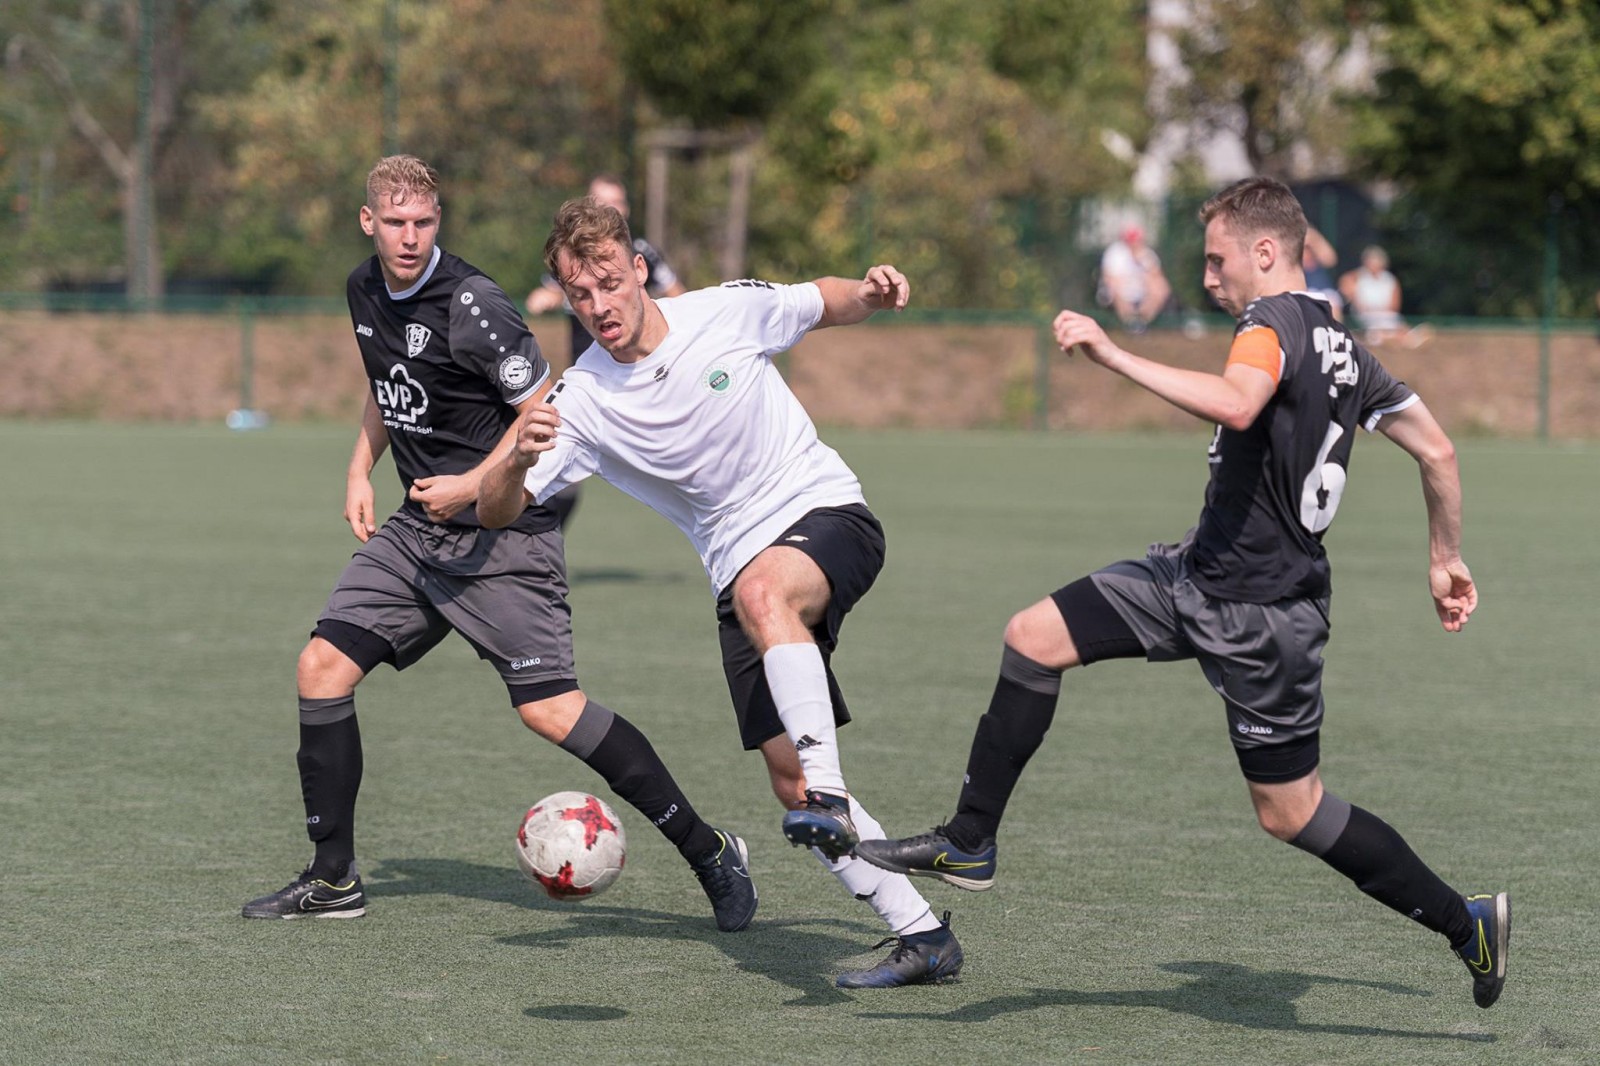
left=511, top=401, right=562, bottom=465
left=1052, top=309, right=1117, bottom=364
left=860, top=264, right=910, bottom=312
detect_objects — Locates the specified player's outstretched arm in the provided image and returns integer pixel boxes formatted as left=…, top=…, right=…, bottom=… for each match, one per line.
left=1053, top=309, right=1276, bottom=431
left=409, top=390, right=549, bottom=524
left=812, top=264, right=910, bottom=329
left=345, top=394, right=390, bottom=542
left=477, top=401, right=560, bottom=528
left=1377, top=399, right=1478, bottom=631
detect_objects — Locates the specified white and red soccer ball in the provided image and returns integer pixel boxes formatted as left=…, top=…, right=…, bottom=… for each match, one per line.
left=515, top=791, right=626, bottom=900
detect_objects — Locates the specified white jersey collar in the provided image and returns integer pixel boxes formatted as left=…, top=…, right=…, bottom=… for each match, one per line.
left=385, top=246, right=442, bottom=301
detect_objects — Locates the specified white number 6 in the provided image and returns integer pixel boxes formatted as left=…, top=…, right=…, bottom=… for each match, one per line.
left=1299, top=423, right=1347, bottom=533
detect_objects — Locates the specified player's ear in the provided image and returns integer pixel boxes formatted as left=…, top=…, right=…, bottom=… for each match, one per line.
left=359, top=204, right=376, bottom=237
left=633, top=253, right=648, bottom=286
left=1254, top=235, right=1276, bottom=271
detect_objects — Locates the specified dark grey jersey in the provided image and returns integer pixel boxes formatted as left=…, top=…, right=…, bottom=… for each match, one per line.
left=1187, top=292, right=1416, bottom=603
left=346, top=247, right=556, bottom=533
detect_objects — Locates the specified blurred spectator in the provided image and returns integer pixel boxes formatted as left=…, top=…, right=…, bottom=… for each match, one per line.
left=1301, top=226, right=1343, bottom=321
left=1098, top=224, right=1172, bottom=333
left=1339, top=245, right=1431, bottom=348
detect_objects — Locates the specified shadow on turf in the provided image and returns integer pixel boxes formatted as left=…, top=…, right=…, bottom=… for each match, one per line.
left=856, top=961, right=1495, bottom=1042
left=367, top=857, right=885, bottom=1006
left=569, top=566, right=689, bottom=585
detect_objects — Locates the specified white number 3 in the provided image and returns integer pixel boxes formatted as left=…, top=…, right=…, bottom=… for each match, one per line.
left=1299, top=423, right=1347, bottom=533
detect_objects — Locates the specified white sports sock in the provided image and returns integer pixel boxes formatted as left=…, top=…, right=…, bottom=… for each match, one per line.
left=814, top=796, right=940, bottom=936
left=763, top=642, right=846, bottom=795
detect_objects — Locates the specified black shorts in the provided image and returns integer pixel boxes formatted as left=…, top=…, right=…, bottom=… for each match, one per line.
left=715, top=504, right=885, bottom=750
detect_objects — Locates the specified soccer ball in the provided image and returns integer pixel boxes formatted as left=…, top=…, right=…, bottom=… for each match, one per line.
left=515, top=791, right=627, bottom=900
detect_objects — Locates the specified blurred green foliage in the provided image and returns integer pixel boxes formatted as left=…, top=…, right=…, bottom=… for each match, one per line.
left=2, top=0, right=1596, bottom=316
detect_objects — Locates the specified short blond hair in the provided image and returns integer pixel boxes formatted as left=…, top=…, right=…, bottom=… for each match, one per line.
left=366, top=155, right=440, bottom=210
left=543, top=197, right=633, bottom=281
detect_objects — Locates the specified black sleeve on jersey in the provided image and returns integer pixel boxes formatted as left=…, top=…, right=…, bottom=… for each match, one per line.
left=447, top=276, right=551, bottom=405
left=1353, top=344, right=1416, bottom=426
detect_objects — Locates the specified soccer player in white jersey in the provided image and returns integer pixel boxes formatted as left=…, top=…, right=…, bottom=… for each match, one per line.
left=478, top=197, right=961, bottom=987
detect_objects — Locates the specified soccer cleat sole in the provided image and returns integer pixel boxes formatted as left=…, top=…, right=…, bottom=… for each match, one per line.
left=782, top=815, right=858, bottom=860
left=242, top=905, right=367, bottom=920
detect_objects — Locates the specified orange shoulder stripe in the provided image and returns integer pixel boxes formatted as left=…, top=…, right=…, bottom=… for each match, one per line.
left=1226, top=325, right=1282, bottom=384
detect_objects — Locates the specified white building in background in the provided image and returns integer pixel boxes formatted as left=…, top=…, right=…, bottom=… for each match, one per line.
left=1101, top=0, right=1379, bottom=209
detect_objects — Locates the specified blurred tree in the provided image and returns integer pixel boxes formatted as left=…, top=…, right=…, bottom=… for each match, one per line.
left=1165, top=0, right=1361, bottom=179
left=606, top=0, right=829, bottom=129
left=1353, top=0, right=1600, bottom=316
left=3, top=0, right=199, bottom=297
left=748, top=0, right=1148, bottom=309
left=200, top=0, right=629, bottom=295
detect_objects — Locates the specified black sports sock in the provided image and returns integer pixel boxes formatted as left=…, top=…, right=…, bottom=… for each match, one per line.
left=1291, top=792, right=1473, bottom=948
left=947, top=646, right=1062, bottom=850
left=297, top=696, right=362, bottom=881
left=560, top=701, right=720, bottom=862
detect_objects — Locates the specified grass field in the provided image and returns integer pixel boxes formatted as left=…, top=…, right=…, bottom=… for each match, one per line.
left=2, top=421, right=1596, bottom=1065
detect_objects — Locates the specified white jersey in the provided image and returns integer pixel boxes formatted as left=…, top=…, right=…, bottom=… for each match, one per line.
left=522, top=280, right=866, bottom=595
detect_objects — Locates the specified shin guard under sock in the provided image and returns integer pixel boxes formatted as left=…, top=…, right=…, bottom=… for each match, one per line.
left=1291, top=791, right=1472, bottom=948
left=948, top=646, right=1062, bottom=849
left=560, top=701, right=720, bottom=862
left=298, top=695, right=362, bottom=880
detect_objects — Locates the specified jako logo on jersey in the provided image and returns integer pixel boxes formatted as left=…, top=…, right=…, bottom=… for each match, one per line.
left=500, top=354, right=534, bottom=391
left=405, top=323, right=433, bottom=359
left=785, top=535, right=809, bottom=543
left=705, top=365, right=733, bottom=395
left=355, top=324, right=374, bottom=337
left=653, top=803, right=679, bottom=826
left=1235, top=722, right=1275, bottom=736
left=510, top=657, right=542, bottom=671
left=376, top=364, right=429, bottom=425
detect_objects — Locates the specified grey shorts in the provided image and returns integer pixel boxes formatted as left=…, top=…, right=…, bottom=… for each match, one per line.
left=1061, top=544, right=1329, bottom=781
left=315, top=511, right=575, bottom=697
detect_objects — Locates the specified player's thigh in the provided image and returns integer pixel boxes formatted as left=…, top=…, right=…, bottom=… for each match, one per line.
left=714, top=602, right=853, bottom=751
left=314, top=517, right=454, bottom=674
left=426, top=526, right=577, bottom=697
left=1046, top=552, right=1189, bottom=668
left=732, top=503, right=885, bottom=644
left=1183, top=590, right=1329, bottom=785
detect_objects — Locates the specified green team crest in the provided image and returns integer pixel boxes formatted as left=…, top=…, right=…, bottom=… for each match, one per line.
left=705, top=365, right=733, bottom=395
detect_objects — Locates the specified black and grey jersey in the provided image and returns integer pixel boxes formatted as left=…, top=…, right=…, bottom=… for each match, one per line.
left=1187, top=292, right=1417, bottom=603
left=346, top=247, right=556, bottom=533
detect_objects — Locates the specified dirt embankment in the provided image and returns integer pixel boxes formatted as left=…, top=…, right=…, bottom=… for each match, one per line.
left=3, top=310, right=1597, bottom=437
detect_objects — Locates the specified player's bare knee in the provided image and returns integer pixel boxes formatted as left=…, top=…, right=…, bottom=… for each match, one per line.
left=1255, top=807, right=1307, bottom=842
left=515, top=688, right=586, bottom=743
left=297, top=638, right=361, bottom=698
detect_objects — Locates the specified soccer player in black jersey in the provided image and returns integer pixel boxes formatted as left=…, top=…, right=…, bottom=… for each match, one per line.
left=858, top=177, right=1509, bottom=1009
left=241, top=156, right=755, bottom=932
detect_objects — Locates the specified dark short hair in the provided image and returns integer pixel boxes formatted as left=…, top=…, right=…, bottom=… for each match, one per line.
left=543, top=197, right=633, bottom=282
left=1199, top=177, right=1307, bottom=264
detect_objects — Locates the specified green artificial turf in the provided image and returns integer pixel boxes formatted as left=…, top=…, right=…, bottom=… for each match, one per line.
left=1, top=421, right=1594, bottom=1064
